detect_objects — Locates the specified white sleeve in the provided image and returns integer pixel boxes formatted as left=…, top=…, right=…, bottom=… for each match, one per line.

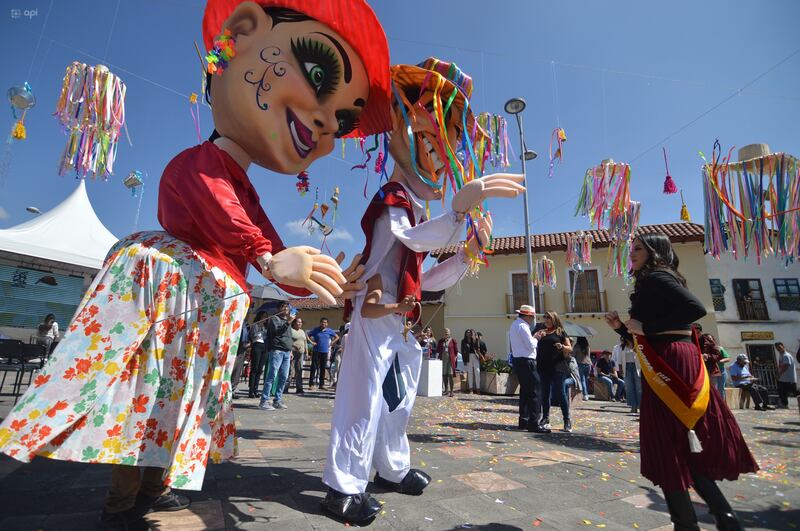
left=516, top=321, right=538, bottom=354
left=53, top=322, right=60, bottom=339
left=421, top=249, right=469, bottom=291
left=389, top=207, right=462, bottom=253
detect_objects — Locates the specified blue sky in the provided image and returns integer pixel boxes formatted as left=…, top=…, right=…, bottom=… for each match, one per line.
left=1, top=0, right=799, bottom=285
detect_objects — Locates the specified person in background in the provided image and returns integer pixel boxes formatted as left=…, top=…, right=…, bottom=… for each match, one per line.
left=230, top=322, right=251, bottom=399
left=333, top=321, right=350, bottom=387
left=776, top=342, right=797, bottom=409
left=572, top=337, right=592, bottom=401
left=716, top=345, right=731, bottom=403
left=418, top=327, right=435, bottom=360
left=437, top=328, right=458, bottom=397
left=259, top=302, right=294, bottom=410
left=509, top=305, right=549, bottom=433
left=36, top=313, right=60, bottom=353
left=596, top=350, right=625, bottom=401
left=289, top=317, right=308, bottom=395
left=248, top=311, right=269, bottom=399
left=461, top=329, right=482, bottom=394
left=729, top=354, right=773, bottom=411
left=532, top=311, right=572, bottom=431
left=476, top=332, right=488, bottom=361
left=308, top=318, right=339, bottom=390
left=553, top=336, right=583, bottom=433
left=700, top=333, right=724, bottom=403
left=614, top=336, right=641, bottom=414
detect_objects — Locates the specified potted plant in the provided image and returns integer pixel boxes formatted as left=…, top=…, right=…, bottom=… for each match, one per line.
left=480, top=358, right=518, bottom=395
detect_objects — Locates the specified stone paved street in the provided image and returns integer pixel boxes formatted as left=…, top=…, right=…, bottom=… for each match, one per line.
left=1, top=387, right=798, bottom=530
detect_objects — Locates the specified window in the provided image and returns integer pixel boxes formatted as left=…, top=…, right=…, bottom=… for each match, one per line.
left=569, top=270, right=602, bottom=313
left=510, top=272, right=541, bottom=313
left=774, top=278, right=800, bottom=311
left=732, top=279, right=769, bottom=320
left=709, top=279, right=726, bottom=311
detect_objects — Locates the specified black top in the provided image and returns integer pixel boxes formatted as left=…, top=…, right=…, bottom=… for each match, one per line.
left=536, top=330, right=568, bottom=374
left=478, top=340, right=488, bottom=357
left=461, top=339, right=479, bottom=364
left=618, top=270, right=706, bottom=340
left=266, top=314, right=293, bottom=351
left=596, top=357, right=615, bottom=376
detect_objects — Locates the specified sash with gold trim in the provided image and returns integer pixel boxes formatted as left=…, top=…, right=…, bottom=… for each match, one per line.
left=634, top=332, right=710, bottom=453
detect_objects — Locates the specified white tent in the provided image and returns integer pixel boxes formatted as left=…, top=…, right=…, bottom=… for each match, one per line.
left=0, top=180, right=118, bottom=270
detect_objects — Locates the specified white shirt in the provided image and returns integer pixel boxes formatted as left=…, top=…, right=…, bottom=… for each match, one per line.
left=38, top=321, right=59, bottom=340
left=509, top=317, right=537, bottom=359
left=779, top=351, right=797, bottom=384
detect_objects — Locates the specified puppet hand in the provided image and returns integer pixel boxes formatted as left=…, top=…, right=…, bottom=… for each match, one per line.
left=334, top=252, right=366, bottom=300
left=624, top=319, right=644, bottom=336
left=397, top=295, right=416, bottom=314
left=451, top=173, right=525, bottom=214
left=604, top=311, right=623, bottom=329
left=267, top=246, right=345, bottom=306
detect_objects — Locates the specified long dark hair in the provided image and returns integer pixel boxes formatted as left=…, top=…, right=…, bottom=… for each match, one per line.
left=461, top=329, right=477, bottom=351
left=633, top=233, right=686, bottom=288
left=38, top=313, right=56, bottom=334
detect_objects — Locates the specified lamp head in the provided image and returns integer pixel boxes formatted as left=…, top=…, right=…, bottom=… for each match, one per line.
left=504, top=97, right=526, bottom=115
left=523, top=150, right=538, bottom=161
left=26, top=206, right=41, bottom=215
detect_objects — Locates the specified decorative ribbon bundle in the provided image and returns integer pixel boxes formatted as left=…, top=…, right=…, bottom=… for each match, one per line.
left=575, top=159, right=639, bottom=281
left=533, top=256, right=557, bottom=289
left=476, top=112, right=511, bottom=169
left=548, top=127, right=567, bottom=178
left=702, top=143, right=800, bottom=263
left=54, top=62, right=126, bottom=179
left=566, top=231, right=593, bottom=266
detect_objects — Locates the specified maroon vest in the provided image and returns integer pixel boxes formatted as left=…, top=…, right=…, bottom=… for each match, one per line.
left=344, top=182, right=426, bottom=321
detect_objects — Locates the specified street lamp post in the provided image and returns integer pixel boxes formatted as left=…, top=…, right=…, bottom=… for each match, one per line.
left=505, top=98, right=538, bottom=310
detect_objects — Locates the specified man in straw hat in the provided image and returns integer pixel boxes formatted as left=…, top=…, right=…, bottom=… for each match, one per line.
left=321, top=58, right=525, bottom=522
left=509, top=305, right=551, bottom=433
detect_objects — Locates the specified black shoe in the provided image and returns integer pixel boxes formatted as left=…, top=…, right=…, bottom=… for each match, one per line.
left=247, top=392, right=255, bottom=398
left=98, top=509, right=152, bottom=531
left=517, top=420, right=528, bottom=431
left=713, top=512, right=744, bottom=531
left=764, top=405, right=776, bottom=410
left=297, top=390, right=305, bottom=394
left=321, top=488, right=381, bottom=522
left=374, top=469, right=431, bottom=495
left=528, top=426, right=551, bottom=434
left=134, top=491, right=190, bottom=516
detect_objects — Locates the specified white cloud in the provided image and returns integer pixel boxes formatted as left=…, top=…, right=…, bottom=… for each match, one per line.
left=0, top=207, right=8, bottom=220
left=284, top=219, right=354, bottom=243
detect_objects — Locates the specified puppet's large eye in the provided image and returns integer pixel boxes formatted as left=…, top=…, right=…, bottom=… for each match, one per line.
left=291, top=37, right=341, bottom=96
left=335, top=110, right=359, bottom=138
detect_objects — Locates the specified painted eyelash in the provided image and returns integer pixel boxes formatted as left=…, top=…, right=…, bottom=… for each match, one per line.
left=335, top=115, right=359, bottom=138
left=291, top=37, right=341, bottom=96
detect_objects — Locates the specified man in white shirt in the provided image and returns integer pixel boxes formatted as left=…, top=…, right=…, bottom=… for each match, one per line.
left=509, top=305, right=549, bottom=434
left=776, top=342, right=797, bottom=408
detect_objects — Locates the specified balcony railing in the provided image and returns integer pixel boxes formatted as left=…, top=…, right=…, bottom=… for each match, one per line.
left=735, top=298, right=770, bottom=320
left=505, top=292, right=546, bottom=314
left=563, top=291, right=607, bottom=313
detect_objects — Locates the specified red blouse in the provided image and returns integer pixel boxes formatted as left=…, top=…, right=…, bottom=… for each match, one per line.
left=158, top=141, right=308, bottom=296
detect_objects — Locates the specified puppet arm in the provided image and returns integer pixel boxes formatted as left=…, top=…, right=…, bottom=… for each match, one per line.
left=360, top=274, right=416, bottom=318
left=421, top=248, right=469, bottom=291
left=389, top=207, right=462, bottom=253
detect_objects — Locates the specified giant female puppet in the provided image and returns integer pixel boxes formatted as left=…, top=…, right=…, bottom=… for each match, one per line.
left=0, top=1, right=391, bottom=529
left=321, top=58, right=524, bottom=522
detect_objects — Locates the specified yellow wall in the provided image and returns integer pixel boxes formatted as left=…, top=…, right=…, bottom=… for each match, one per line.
left=441, top=241, right=718, bottom=356
left=277, top=303, right=445, bottom=337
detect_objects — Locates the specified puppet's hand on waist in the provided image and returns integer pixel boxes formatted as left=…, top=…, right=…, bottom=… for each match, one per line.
left=451, top=173, right=525, bottom=214
left=266, top=246, right=345, bottom=306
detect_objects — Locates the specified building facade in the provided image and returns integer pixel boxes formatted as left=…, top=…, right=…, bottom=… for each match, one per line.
left=434, top=223, right=718, bottom=358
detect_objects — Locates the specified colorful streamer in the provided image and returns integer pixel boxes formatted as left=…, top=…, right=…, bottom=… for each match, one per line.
left=476, top=112, right=511, bottom=169
left=54, top=62, right=126, bottom=179
left=533, top=256, right=557, bottom=290
left=566, top=231, right=593, bottom=266
left=548, top=127, right=567, bottom=178
left=702, top=144, right=800, bottom=263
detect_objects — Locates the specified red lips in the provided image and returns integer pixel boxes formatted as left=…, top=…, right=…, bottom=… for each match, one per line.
left=287, top=108, right=316, bottom=159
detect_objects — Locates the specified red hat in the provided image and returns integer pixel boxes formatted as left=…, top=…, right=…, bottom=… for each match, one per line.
left=202, top=0, right=391, bottom=137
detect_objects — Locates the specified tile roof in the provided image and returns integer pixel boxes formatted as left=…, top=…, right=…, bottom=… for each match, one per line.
left=290, top=290, right=445, bottom=311
left=432, top=222, right=705, bottom=259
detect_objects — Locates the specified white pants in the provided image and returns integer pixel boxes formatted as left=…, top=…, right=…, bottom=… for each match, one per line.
left=323, top=313, right=422, bottom=495
left=465, top=356, right=481, bottom=390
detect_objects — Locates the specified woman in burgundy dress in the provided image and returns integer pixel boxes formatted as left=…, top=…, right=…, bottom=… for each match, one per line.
left=605, top=233, right=756, bottom=531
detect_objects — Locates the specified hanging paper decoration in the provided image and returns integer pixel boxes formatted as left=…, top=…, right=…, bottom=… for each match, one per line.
left=54, top=62, right=127, bottom=179
left=8, top=83, right=36, bottom=141
left=123, top=170, right=144, bottom=196
left=575, top=159, right=640, bottom=282
left=476, top=112, right=511, bottom=169
left=662, top=147, right=678, bottom=194
left=533, top=256, right=557, bottom=290
left=548, top=127, right=567, bottom=178
left=701, top=141, right=800, bottom=263
left=679, top=190, right=691, bottom=222
left=189, top=92, right=202, bottom=143
left=296, top=170, right=310, bottom=195
left=566, top=231, right=593, bottom=266
left=330, top=187, right=340, bottom=224
left=320, top=202, right=330, bottom=219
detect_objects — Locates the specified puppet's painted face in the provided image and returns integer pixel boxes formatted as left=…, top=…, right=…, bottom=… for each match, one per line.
left=388, top=90, right=463, bottom=201
left=211, top=5, right=369, bottom=174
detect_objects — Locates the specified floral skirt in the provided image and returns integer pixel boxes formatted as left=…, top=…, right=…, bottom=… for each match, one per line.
left=0, top=231, right=249, bottom=490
